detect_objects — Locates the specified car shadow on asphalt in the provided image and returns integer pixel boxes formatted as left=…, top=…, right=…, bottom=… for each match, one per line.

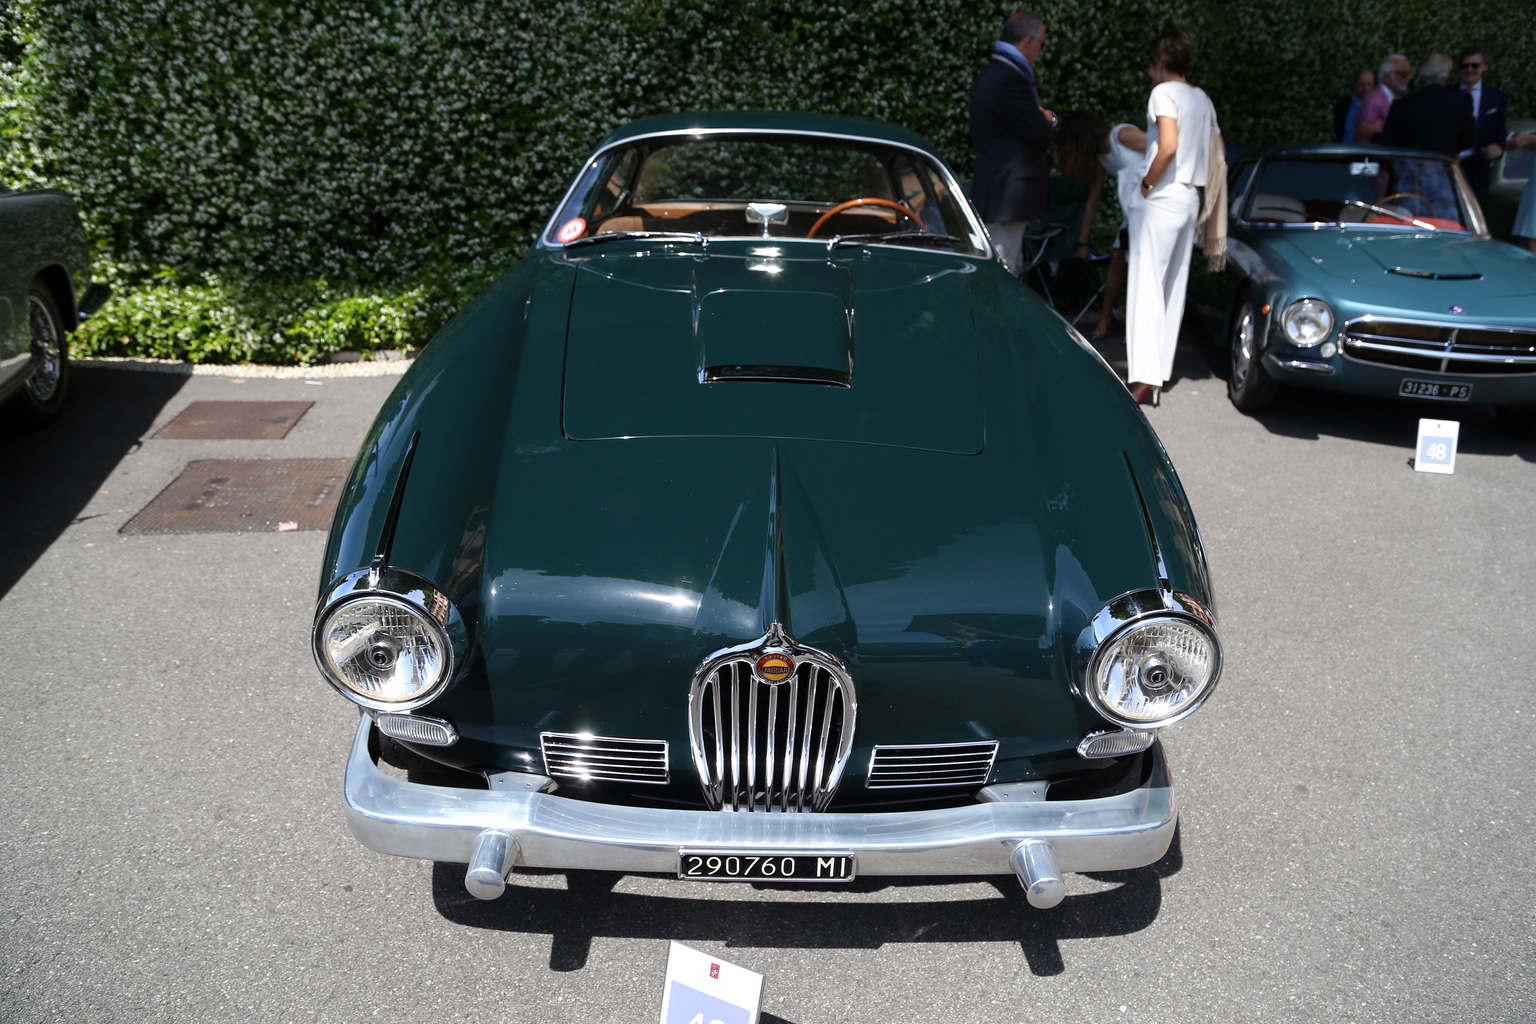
left=429, top=828, right=1182, bottom=978
left=0, top=367, right=187, bottom=597
left=1172, top=307, right=1536, bottom=461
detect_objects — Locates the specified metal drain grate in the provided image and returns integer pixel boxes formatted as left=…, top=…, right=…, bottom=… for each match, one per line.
left=120, top=459, right=352, bottom=535
left=153, top=401, right=313, bottom=440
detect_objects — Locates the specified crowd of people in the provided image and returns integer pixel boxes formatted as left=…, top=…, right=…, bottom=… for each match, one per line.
left=970, top=15, right=1532, bottom=405
left=1336, top=47, right=1535, bottom=250
left=971, top=14, right=1223, bottom=405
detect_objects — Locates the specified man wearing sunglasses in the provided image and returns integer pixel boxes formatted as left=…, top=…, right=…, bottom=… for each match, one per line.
left=1457, top=46, right=1508, bottom=197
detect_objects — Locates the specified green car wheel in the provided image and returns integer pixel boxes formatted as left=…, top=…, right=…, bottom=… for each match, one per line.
left=14, top=283, right=70, bottom=426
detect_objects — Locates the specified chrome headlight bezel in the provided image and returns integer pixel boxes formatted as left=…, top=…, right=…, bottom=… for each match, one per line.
left=1076, top=590, right=1222, bottom=731
left=1280, top=298, right=1334, bottom=347
left=312, top=567, right=465, bottom=712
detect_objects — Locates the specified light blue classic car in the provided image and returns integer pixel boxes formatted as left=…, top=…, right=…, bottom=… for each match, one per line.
left=1221, top=144, right=1536, bottom=433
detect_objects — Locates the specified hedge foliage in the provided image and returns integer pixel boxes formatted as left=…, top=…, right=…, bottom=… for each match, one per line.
left=0, top=0, right=1525, bottom=363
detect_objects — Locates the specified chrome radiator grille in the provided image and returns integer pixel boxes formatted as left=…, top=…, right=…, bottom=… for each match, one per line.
left=867, top=741, right=999, bottom=789
left=688, top=626, right=857, bottom=812
left=1342, top=318, right=1536, bottom=376
left=541, top=732, right=669, bottom=784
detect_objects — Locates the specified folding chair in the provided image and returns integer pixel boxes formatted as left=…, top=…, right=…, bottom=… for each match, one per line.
left=1021, top=176, right=1109, bottom=325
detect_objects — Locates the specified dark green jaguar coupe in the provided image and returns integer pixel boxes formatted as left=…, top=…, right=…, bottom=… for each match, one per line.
left=314, top=113, right=1221, bottom=909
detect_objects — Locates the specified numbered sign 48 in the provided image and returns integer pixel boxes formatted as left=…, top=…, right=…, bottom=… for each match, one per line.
left=1415, top=418, right=1460, bottom=475
left=659, top=941, right=763, bottom=1024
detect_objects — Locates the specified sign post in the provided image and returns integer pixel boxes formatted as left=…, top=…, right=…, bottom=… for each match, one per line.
left=658, top=941, right=764, bottom=1024
left=1414, top=418, right=1460, bottom=475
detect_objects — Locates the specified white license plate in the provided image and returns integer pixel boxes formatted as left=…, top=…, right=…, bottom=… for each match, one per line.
left=678, top=851, right=854, bottom=882
left=1399, top=378, right=1471, bottom=401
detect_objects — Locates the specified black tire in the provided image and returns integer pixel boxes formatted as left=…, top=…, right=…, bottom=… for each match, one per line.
left=1496, top=406, right=1536, bottom=439
left=12, top=283, right=71, bottom=427
left=1227, top=292, right=1279, bottom=411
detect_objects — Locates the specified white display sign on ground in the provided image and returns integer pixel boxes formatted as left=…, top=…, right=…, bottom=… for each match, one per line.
left=657, top=941, right=764, bottom=1024
left=1414, top=418, right=1460, bottom=475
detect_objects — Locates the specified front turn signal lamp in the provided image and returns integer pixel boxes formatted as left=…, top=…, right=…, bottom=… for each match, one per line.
left=1077, top=590, right=1222, bottom=730
left=312, top=567, right=462, bottom=712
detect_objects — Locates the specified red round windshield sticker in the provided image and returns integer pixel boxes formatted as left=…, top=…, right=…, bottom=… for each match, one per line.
left=556, top=218, right=586, bottom=243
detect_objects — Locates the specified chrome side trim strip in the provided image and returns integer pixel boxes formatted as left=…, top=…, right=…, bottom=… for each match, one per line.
left=344, top=718, right=1177, bottom=876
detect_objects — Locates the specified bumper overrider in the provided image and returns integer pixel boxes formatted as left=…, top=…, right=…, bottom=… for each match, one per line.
left=343, top=718, right=1178, bottom=909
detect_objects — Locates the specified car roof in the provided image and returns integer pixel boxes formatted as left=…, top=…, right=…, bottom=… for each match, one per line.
left=597, top=111, right=943, bottom=158
left=1234, top=142, right=1460, bottom=163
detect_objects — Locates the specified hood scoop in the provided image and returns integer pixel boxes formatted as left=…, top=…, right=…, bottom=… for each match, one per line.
left=561, top=249, right=983, bottom=454
left=1387, top=266, right=1481, bottom=281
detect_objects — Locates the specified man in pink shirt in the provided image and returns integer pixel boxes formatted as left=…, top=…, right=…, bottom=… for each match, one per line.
left=1355, top=54, right=1410, bottom=144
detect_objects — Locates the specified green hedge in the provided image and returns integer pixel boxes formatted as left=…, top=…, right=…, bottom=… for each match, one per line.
left=1, top=0, right=1524, bottom=363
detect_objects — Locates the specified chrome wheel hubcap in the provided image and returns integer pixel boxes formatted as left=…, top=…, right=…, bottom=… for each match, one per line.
left=25, top=296, right=62, bottom=402
left=1232, top=305, right=1254, bottom=388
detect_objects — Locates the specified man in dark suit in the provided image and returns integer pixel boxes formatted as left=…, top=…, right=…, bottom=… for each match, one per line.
left=1381, top=54, right=1475, bottom=219
left=1457, top=46, right=1508, bottom=197
left=1333, top=68, right=1376, bottom=143
left=970, top=11, right=1057, bottom=275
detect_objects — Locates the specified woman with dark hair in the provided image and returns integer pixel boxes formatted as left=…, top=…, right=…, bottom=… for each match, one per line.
left=1058, top=113, right=1148, bottom=340
left=1125, top=30, right=1224, bottom=404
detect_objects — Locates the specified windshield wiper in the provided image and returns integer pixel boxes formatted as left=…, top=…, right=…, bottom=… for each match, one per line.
left=563, top=231, right=709, bottom=249
left=828, top=230, right=965, bottom=250
left=1339, top=199, right=1439, bottom=231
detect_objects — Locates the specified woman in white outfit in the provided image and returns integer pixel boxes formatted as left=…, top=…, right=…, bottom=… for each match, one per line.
left=1126, top=31, right=1221, bottom=404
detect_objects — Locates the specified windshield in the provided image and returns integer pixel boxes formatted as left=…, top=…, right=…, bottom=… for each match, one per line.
left=544, top=133, right=986, bottom=254
left=1243, top=154, right=1473, bottom=232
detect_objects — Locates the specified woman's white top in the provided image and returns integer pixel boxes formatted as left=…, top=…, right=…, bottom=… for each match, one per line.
left=1145, top=82, right=1219, bottom=188
left=1101, top=122, right=1145, bottom=216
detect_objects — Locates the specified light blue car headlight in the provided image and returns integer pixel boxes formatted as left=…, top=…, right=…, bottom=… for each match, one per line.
left=1281, top=298, right=1334, bottom=347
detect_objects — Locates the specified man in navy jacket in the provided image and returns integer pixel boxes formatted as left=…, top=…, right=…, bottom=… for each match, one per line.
left=1457, top=46, right=1508, bottom=197
left=970, top=11, right=1057, bottom=275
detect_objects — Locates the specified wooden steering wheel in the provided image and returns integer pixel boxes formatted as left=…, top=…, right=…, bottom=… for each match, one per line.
left=1380, top=192, right=1435, bottom=218
left=807, top=197, right=925, bottom=238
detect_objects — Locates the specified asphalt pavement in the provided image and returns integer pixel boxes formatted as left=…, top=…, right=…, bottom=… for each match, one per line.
left=1, top=329, right=1532, bottom=1023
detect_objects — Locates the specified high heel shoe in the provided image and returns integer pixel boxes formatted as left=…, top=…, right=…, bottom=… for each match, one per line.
left=1129, top=383, right=1160, bottom=406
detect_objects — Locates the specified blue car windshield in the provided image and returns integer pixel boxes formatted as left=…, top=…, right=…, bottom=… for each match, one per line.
left=1243, top=155, right=1471, bottom=231
left=545, top=134, right=986, bottom=253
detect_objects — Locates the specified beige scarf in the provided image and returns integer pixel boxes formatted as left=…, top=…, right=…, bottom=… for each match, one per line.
left=1195, top=126, right=1227, bottom=272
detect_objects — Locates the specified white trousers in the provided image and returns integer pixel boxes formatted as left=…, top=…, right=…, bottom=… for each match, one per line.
left=1126, top=182, right=1198, bottom=388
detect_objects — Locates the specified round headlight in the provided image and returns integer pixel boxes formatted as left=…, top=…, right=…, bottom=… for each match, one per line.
left=1281, top=298, right=1334, bottom=347
left=315, top=595, right=451, bottom=710
left=1087, top=616, right=1220, bottom=729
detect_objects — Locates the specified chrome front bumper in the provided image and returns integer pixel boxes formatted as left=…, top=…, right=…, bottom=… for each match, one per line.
left=343, top=719, right=1177, bottom=907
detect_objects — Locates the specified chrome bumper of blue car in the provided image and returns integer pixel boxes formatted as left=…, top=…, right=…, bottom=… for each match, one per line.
left=342, top=718, right=1177, bottom=908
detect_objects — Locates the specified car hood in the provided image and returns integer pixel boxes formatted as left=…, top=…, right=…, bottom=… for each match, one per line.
left=561, top=246, right=984, bottom=454
left=322, top=252, right=1209, bottom=791
left=1269, top=230, right=1536, bottom=302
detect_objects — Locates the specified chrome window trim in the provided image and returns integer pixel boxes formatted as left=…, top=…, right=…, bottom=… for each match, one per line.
left=866, top=739, right=999, bottom=790
left=538, top=127, right=992, bottom=260
left=312, top=566, right=465, bottom=713
left=1075, top=589, right=1222, bottom=732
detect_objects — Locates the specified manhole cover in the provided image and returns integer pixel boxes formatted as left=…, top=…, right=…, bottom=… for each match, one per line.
left=120, top=459, right=352, bottom=535
left=153, top=401, right=313, bottom=440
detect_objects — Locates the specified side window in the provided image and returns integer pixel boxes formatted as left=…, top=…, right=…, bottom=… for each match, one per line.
left=1229, top=162, right=1258, bottom=219
left=590, top=149, right=639, bottom=220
